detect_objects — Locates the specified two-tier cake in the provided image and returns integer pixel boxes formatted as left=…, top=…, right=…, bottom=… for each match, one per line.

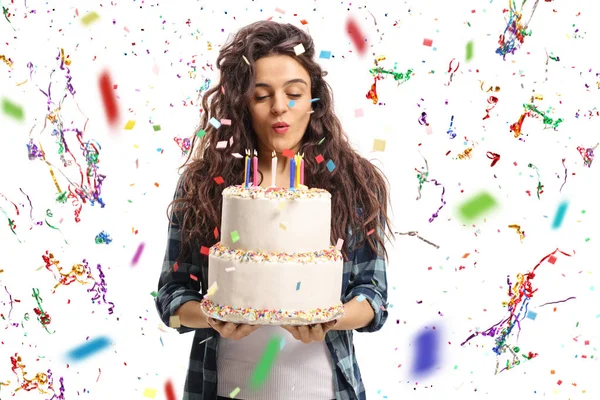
left=200, top=185, right=344, bottom=325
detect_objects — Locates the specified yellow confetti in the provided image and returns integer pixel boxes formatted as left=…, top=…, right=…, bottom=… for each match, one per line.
left=142, top=387, right=158, bottom=398
left=207, top=282, right=219, bottom=297
left=169, top=315, right=181, bottom=328
left=372, top=139, right=386, bottom=152
left=230, top=387, right=241, bottom=397
left=124, top=120, right=136, bottom=130
left=279, top=222, right=287, bottom=231
left=81, top=11, right=100, bottom=26
left=278, top=201, right=287, bottom=211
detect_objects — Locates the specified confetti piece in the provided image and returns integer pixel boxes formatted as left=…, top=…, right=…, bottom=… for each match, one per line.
left=200, top=246, right=210, bottom=255
left=153, top=125, right=161, bottom=131
left=232, top=152, right=243, bottom=158
left=216, top=141, right=228, bottom=149
left=249, top=335, right=283, bottom=389
left=293, top=43, right=305, bottom=55
left=230, top=387, right=241, bottom=398
left=169, top=316, right=181, bottom=328
left=346, top=17, right=367, bottom=55
left=282, top=149, right=294, bottom=158
left=143, top=387, right=158, bottom=398
left=225, top=267, right=236, bottom=272
left=231, top=230, right=240, bottom=243
left=278, top=201, right=287, bottom=211
left=412, top=329, right=439, bottom=375
left=288, top=100, right=296, bottom=107
left=213, top=176, right=225, bottom=184
left=326, top=160, right=336, bottom=172
left=124, top=120, right=136, bottom=130
left=81, top=11, right=100, bottom=26
left=165, top=380, right=176, bottom=400
left=315, top=154, right=324, bottom=163
left=196, top=129, right=207, bottom=138
left=279, top=222, right=286, bottom=231
left=319, top=50, right=332, bottom=59
left=209, top=118, right=221, bottom=129
left=466, top=41, right=474, bottom=61
left=207, top=282, right=219, bottom=296
left=220, top=119, right=231, bottom=125
left=66, top=336, right=111, bottom=362
left=131, top=242, right=145, bottom=266
left=356, top=294, right=366, bottom=302
left=275, top=7, right=286, bottom=14
left=552, top=201, right=568, bottom=229
left=335, top=238, right=344, bottom=251
left=423, top=38, right=433, bottom=47
left=242, top=55, right=250, bottom=65
left=296, top=282, right=301, bottom=290
left=98, top=71, right=119, bottom=126
left=372, top=139, right=386, bottom=152
left=354, top=108, right=364, bottom=118
left=1, top=98, right=24, bottom=121
left=457, top=192, right=497, bottom=222
left=527, top=311, right=537, bottom=320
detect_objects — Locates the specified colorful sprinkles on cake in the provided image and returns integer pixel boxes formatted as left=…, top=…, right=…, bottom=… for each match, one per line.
left=200, top=298, right=344, bottom=325
left=222, top=185, right=331, bottom=199
left=210, top=242, right=343, bottom=264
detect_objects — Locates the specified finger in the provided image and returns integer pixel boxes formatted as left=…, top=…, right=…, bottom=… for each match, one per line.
left=282, top=325, right=300, bottom=340
left=297, top=325, right=311, bottom=343
left=235, top=323, right=259, bottom=338
left=309, top=323, right=325, bottom=340
left=220, top=322, right=239, bottom=338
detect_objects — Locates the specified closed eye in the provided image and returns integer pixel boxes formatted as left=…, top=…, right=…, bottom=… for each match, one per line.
left=255, top=94, right=302, bottom=101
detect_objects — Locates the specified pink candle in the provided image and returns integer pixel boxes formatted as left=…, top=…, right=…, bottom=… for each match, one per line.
left=252, top=150, right=258, bottom=186
left=300, top=157, right=304, bottom=185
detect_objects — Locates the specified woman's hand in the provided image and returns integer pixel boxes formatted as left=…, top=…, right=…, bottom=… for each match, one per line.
left=281, top=320, right=338, bottom=343
left=207, top=318, right=260, bottom=340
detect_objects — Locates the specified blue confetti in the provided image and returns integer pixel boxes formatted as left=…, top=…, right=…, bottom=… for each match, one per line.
left=296, top=282, right=301, bottom=290
left=326, top=159, right=336, bottom=172
left=356, top=294, right=366, bottom=302
left=66, top=336, right=111, bottom=362
left=94, top=231, right=112, bottom=244
left=319, top=50, right=331, bottom=59
left=552, top=201, right=568, bottom=229
left=288, top=100, right=296, bottom=107
left=527, top=311, right=537, bottom=320
left=209, top=117, right=221, bottom=129
left=412, top=329, right=439, bottom=375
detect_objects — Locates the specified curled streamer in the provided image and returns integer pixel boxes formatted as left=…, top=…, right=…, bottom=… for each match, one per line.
left=486, top=151, right=500, bottom=166
left=483, top=96, right=499, bottom=120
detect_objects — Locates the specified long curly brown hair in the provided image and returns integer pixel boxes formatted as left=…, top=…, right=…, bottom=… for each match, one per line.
left=168, top=20, right=394, bottom=262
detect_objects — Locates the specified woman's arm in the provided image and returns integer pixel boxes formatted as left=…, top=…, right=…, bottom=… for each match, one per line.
left=331, top=296, right=375, bottom=331
left=173, top=300, right=211, bottom=329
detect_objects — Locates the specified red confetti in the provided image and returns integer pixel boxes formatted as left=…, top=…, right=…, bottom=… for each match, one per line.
left=346, top=17, right=367, bottom=55
left=423, top=38, right=433, bottom=47
left=213, top=176, right=225, bottom=184
left=173, top=262, right=179, bottom=272
left=165, top=380, right=176, bottom=400
left=213, top=227, right=219, bottom=239
left=200, top=246, right=210, bottom=255
left=315, top=154, right=324, bottom=163
left=367, top=228, right=375, bottom=236
left=282, top=149, right=295, bottom=158
left=98, top=70, right=119, bottom=126
left=190, top=274, right=198, bottom=281
left=548, top=255, right=557, bottom=264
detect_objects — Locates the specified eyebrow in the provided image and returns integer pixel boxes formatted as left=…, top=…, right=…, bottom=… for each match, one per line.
left=255, top=78, right=308, bottom=88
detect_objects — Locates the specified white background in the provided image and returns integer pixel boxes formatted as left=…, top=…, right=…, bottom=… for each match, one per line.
left=1, top=0, right=599, bottom=399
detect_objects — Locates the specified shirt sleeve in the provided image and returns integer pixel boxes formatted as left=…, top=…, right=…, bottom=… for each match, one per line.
left=342, top=222, right=389, bottom=333
left=154, top=175, right=204, bottom=334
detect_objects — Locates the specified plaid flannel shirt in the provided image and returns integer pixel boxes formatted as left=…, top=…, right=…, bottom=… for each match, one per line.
left=155, top=178, right=389, bottom=400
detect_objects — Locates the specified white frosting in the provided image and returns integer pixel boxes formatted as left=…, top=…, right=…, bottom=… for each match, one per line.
left=220, top=194, right=332, bottom=253
left=207, top=252, right=343, bottom=315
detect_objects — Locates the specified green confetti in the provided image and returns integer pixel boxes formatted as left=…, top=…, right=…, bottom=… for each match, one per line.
left=466, top=41, right=474, bottom=61
left=81, top=11, right=100, bottom=26
left=231, top=230, right=240, bottom=243
left=457, top=192, right=498, bottom=222
left=196, top=129, right=207, bottom=138
left=249, top=335, right=283, bottom=390
left=150, top=291, right=158, bottom=298
left=2, top=98, right=24, bottom=121
left=152, top=125, right=161, bottom=132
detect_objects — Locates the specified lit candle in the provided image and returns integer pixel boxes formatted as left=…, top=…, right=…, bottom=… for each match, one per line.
left=290, top=157, right=295, bottom=188
left=271, top=151, right=277, bottom=187
left=300, top=153, right=305, bottom=185
left=244, top=149, right=249, bottom=187
left=252, top=149, right=258, bottom=187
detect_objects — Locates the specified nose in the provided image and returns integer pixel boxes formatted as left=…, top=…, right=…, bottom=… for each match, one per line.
left=271, top=93, right=289, bottom=115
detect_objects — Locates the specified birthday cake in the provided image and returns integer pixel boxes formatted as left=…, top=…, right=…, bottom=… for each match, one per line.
left=200, top=185, right=344, bottom=325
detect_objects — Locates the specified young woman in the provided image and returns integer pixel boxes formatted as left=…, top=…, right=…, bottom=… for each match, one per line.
left=155, top=20, right=394, bottom=400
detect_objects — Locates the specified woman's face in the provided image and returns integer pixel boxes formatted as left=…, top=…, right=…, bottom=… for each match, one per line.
left=249, top=54, right=312, bottom=155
